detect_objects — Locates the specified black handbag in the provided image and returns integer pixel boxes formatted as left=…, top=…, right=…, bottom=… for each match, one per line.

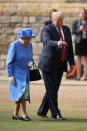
left=27, top=63, right=41, bottom=81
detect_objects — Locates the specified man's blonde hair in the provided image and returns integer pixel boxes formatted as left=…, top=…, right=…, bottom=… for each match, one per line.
left=52, top=11, right=64, bottom=21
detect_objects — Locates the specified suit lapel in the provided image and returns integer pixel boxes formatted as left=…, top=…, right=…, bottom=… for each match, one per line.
left=62, top=26, right=67, bottom=41
left=50, top=24, right=68, bottom=42
left=62, top=26, right=68, bottom=53
left=50, top=24, right=60, bottom=40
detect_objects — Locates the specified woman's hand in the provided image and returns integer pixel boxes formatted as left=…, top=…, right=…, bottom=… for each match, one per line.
left=8, top=76, right=14, bottom=84
left=80, top=26, right=85, bottom=31
left=28, top=61, right=33, bottom=68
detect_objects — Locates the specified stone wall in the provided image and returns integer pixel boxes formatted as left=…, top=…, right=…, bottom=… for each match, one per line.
left=0, top=0, right=87, bottom=74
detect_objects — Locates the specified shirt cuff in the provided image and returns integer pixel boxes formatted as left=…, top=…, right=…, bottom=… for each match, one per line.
left=58, top=42, right=62, bottom=48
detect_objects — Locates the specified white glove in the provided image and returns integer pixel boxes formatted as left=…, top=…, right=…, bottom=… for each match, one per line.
left=28, top=61, right=33, bottom=68
left=8, top=76, right=14, bottom=84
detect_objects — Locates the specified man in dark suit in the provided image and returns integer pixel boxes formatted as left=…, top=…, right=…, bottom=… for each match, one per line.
left=37, top=11, right=75, bottom=120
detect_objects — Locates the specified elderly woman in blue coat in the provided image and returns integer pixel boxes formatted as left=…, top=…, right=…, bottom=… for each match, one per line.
left=7, top=28, right=36, bottom=121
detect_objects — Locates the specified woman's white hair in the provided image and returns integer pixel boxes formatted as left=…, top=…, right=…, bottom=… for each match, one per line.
left=52, top=11, right=64, bottom=21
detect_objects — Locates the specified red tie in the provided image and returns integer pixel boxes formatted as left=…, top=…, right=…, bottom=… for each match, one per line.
left=58, top=28, right=66, bottom=62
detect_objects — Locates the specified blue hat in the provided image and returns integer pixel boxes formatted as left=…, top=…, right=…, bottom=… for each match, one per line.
left=17, top=28, right=36, bottom=38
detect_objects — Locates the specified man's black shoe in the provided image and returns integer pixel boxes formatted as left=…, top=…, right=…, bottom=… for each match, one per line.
left=37, top=112, right=48, bottom=119
left=53, top=115, right=65, bottom=120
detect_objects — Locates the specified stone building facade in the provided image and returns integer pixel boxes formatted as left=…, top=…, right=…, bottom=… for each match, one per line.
left=0, top=0, right=87, bottom=74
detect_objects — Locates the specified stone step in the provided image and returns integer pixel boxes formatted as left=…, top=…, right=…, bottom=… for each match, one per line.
left=0, top=2, right=87, bottom=16
left=0, top=0, right=65, bottom=2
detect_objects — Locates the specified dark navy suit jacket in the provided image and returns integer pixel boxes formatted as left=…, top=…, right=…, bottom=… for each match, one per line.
left=38, top=23, right=75, bottom=73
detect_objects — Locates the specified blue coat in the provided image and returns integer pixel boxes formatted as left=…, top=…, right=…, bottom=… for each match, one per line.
left=7, top=40, right=33, bottom=101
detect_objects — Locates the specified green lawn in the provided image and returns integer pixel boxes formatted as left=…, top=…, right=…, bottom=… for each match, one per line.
left=0, top=103, right=87, bottom=131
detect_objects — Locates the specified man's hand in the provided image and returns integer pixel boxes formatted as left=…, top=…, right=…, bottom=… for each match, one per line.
left=69, top=65, right=74, bottom=72
left=58, top=41, right=67, bottom=47
left=8, top=76, right=14, bottom=84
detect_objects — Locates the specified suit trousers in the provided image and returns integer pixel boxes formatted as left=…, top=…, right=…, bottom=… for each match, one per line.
left=38, top=69, right=63, bottom=117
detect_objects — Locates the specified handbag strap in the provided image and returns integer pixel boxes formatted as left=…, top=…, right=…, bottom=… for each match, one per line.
left=32, top=61, right=37, bottom=69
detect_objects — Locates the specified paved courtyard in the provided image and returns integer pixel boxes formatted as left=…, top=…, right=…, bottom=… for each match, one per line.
left=0, top=75, right=87, bottom=106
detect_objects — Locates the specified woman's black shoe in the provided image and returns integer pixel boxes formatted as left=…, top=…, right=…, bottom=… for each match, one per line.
left=12, top=116, right=21, bottom=120
left=20, top=116, right=31, bottom=121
